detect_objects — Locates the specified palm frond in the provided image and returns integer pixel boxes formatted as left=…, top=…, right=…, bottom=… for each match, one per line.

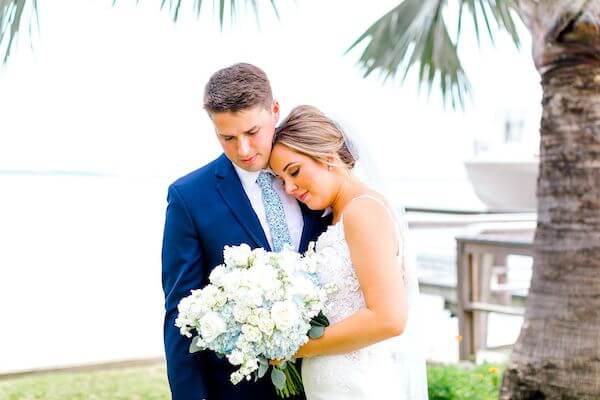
left=0, top=0, right=37, bottom=64
left=459, top=0, right=521, bottom=46
left=157, top=0, right=280, bottom=27
left=348, top=0, right=521, bottom=109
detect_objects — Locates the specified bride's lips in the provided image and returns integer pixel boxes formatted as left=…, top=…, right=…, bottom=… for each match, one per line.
left=298, top=192, right=309, bottom=202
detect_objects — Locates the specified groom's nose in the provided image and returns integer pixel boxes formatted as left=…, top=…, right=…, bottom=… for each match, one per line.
left=237, top=137, right=251, bottom=156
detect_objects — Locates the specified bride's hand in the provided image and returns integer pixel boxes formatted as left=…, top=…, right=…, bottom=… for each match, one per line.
left=292, top=342, right=310, bottom=359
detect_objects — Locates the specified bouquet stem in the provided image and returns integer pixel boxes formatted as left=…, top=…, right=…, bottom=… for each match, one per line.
left=275, top=362, right=304, bottom=398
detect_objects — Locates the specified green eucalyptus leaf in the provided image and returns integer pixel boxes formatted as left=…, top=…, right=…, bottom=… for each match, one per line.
left=308, top=325, right=325, bottom=339
left=258, top=362, right=269, bottom=378
left=189, top=336, right=205, bottom=353
left=311, top=312, right=330, bottom=327
left=271, top=367, right=286, bottom=390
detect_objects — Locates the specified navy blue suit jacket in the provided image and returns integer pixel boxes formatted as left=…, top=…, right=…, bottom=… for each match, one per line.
left=162, top=154, right=331, bottom=400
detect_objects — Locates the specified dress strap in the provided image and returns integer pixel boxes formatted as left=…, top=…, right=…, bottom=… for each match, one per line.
left=340, top=194, right=402, bottom=255
left=340, top=194, right=407, bottom=284
left=340, top=194, right=394, bottom=222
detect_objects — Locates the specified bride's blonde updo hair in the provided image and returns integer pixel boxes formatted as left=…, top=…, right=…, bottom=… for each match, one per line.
left=274, top=105, right=356, bottom=169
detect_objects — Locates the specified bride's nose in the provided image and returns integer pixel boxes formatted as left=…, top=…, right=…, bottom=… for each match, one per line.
left=284, top=180, right=297, bottom=195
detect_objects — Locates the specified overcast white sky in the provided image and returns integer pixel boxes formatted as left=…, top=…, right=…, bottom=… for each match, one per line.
left=0, top=0, right=541, bottom=180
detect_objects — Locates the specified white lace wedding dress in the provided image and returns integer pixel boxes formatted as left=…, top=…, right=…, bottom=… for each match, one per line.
left=301, top=195, right=429, bottom=399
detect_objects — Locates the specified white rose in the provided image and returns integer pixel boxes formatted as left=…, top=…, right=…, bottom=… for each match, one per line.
left=224, top=244, right=253, bottom=268
left=257, top=316, right=275, bottom=336
left=270, top=300, right=299, bottom=331
left=233, top=304, right=251, bottom=323
left=199, top=312, right=227, bottom=343
left=241, top=324, right=262, bottom=342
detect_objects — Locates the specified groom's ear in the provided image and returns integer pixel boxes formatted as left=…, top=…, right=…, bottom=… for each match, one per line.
left=271, top=100, right=280, bottom=122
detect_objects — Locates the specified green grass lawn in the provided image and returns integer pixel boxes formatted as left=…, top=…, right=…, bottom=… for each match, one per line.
left=0, top=362, right=503, bottom=400
left=0, top=364, right=171, bottom=400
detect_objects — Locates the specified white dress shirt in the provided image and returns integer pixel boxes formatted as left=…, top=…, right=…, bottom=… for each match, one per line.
left=233, top=165, right=304, bottom=251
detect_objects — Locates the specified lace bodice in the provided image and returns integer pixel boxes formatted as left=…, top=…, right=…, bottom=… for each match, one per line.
left=314, top=220, right=365, bottom=325
left=313, top=194, right=407, bottom=325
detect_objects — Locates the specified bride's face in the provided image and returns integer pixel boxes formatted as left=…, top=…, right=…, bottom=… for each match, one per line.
left=269, top=143, right=339, bottom=210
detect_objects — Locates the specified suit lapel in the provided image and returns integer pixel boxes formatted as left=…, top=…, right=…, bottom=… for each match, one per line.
left=215, top=155, right=271, bottom=251
left=298, top=202, right=330, bottom=253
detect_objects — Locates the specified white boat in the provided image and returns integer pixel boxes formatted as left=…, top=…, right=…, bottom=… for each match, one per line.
left=464, top=148, right=539, bottom=212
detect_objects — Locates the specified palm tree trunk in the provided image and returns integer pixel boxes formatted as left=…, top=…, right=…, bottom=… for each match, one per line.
left=501, top=1, right=600, bottom=398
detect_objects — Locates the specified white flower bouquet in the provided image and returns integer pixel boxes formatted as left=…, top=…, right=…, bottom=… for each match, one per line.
left=175, top=243, right=333, bottom=397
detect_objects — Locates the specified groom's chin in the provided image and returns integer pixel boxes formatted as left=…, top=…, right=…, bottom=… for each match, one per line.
left=233, top=157, right=267, bottom=172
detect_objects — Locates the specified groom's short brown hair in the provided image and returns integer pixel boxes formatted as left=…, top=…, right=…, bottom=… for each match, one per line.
left=203, top=63, right=273, bottom=114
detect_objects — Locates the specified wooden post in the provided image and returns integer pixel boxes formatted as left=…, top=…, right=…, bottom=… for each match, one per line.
left=473, top=253, right=494, bottom=354
left=456, top=239, right=473, bottom=360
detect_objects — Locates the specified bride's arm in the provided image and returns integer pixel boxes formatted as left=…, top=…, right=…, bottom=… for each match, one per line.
left=295, top=197, right=407, bottom=359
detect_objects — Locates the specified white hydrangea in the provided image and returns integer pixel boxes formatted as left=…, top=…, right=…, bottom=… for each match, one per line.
left=250, top=247, right=270, bottom=268
left=227, top=349, right=245, bottom=365
left=209, top=264, right=227, bottom=286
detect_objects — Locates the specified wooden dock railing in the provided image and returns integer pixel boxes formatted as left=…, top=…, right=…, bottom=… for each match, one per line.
left=455, top=223, right=535, bottom=360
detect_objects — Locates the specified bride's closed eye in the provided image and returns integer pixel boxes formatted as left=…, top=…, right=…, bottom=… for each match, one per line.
left=289, top=167, right=300, bottom=177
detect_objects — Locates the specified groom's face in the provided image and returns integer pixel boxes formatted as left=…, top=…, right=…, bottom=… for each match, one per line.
left=211, top=102, right=280, bottom=172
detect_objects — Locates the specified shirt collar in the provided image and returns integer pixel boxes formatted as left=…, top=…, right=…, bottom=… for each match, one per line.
left=232, top=164, right=261, bottom=188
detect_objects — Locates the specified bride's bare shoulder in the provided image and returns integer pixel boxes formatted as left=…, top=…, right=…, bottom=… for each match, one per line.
left=341, top=192, right=395, bottom=238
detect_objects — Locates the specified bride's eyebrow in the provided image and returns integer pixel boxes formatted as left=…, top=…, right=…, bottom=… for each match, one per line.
left=283, top=162, right=297, bottom=173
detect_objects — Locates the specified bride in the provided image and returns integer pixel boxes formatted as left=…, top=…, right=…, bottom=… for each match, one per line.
left=269, top=105, right=429, bottom=399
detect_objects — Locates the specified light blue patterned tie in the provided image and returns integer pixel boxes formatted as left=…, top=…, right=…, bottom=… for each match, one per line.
left=256, top=171, right=293, bottom=252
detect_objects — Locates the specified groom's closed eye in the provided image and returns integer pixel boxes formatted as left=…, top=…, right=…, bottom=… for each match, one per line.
left=219, top=128, right=259, bottom=141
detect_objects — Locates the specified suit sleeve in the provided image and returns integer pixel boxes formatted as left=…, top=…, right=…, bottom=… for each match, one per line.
left=161, top=184, right=208, bottom=400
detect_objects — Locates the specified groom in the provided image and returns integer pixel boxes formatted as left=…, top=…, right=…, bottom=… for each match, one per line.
left=161, top=63, right=330, bottom=400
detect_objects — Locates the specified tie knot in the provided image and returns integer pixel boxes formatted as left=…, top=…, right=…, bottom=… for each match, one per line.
left=256, top=171, right=273, bottom=189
